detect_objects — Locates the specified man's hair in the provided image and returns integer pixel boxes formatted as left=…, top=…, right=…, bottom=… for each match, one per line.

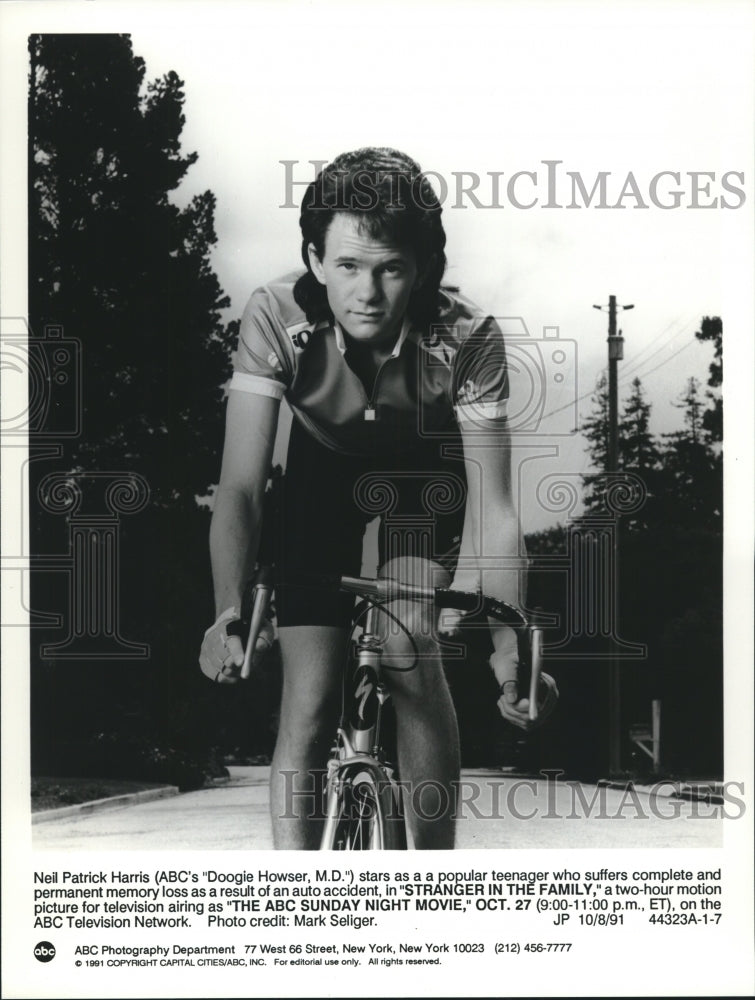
left=293, top=148, right=448, bottom=328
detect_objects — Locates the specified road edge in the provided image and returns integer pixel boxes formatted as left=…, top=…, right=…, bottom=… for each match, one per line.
left=31, top=785, right=180, bottom=824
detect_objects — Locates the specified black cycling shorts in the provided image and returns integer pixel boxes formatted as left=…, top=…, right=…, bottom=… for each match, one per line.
left=273, top=419, right=468, bottom=628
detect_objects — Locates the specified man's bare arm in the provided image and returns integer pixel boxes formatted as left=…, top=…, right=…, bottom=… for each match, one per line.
left=446, top=417, right=556, bottom=729
left=200, top=391, right=281, bottom=683
left=452, top=416, right=525, bottom=607
left=210, top=390, right=280, bottom=615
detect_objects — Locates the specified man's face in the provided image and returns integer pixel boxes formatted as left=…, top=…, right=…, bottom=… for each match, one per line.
left=308, top=213, right=419, bottom=348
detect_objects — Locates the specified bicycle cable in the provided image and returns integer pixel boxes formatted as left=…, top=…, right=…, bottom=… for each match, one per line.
left=349, top=597, right=420, bottom=674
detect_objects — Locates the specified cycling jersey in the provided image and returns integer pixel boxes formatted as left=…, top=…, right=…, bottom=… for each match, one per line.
left=230, top=271, right=509, bottom=456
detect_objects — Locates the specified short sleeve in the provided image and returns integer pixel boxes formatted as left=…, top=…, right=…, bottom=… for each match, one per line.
left=452, top=315, right=509, bottom=424
left=230, top=287, right=292, bottom=400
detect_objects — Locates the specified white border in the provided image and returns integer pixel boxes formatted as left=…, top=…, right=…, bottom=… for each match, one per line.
left=2, top=3, right=753, bottom=998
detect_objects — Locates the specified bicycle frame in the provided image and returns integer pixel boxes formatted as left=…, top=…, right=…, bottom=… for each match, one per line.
left=320, top=600, right=406, bottom=850
left=237, top=568, right=545, bottom=850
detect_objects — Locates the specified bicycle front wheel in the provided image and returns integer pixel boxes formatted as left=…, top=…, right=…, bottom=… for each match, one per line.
left=321, top=771, right=406, bottom=850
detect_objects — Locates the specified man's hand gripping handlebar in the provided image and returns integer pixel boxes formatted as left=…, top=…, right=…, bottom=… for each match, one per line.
left=200, top=570, right=558, bottom=729
left=338, top=575, right=558, bottom=730
left=199, top=567, right=274, bottom=684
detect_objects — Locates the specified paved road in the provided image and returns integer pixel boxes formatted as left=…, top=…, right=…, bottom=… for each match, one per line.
left=32, top=767, right=722, bottom=851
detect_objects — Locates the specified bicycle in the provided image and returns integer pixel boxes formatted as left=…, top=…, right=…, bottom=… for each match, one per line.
left=233, top=569, right=545, bottom=851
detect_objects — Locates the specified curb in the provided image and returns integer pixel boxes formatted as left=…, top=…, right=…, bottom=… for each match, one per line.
left=597, top=779, right=724, bottom=805
left=676, top=783, right=725, bottom=805
left=32, top=785, right=180, bottom=824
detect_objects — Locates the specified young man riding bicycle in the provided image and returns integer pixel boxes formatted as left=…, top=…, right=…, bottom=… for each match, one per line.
left=200, top=147, right=556, bottom=849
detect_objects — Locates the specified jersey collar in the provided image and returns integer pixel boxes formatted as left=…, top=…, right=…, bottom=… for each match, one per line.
left=333, top=316, right=411, bottom=358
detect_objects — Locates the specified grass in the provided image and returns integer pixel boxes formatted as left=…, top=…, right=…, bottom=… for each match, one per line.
left=31, top=776, right=169, bottom=813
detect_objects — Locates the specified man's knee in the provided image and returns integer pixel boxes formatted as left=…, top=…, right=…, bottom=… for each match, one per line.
left=381, top=623, right=442, bottom=676
left=377, top=556, right=449, bottom=681
left=378, top=555, right=449, bottom=636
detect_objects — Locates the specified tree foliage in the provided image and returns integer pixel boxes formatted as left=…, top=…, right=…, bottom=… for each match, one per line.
left=694, top=316, right=722, bottom=444
left=579, top=362, right=722, bottom=530
left=579, top=372, right=610, bottom=515
left=28, top=34, right=240, bottom=779
left=570, top=323, right=724, bottom=777
left=29, top=33, right=235, bottom=509
left=580, top=373, right=662, bottom=525
left=660, top=377, right=722, bottom=529
left=620, top=377, right=660, bottom=473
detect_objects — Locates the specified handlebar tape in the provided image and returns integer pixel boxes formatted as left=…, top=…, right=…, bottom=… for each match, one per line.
left=226, top=573, right=274, bottom=680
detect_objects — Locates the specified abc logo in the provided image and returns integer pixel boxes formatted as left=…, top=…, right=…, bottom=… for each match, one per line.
left=34, top=941, right=56, bottom=963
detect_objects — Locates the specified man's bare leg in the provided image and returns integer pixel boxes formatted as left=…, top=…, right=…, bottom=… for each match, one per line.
left=378, top=557, right=460, bottom=850
left=387, top=649, right=460, bottom=849
left=270, top=625, right=347, bottom=849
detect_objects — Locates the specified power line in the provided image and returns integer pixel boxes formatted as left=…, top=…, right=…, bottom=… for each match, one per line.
left=539, top=326, right=701, bottom=424
left=541, top=381, right=603, bottom=421
left=544, top=335, right=698, bottom=427
left=621, top=337, right=696, bottom=383
left=619, top=312, right=694, bottom=379
left=620, top=316, right=698, bottom=382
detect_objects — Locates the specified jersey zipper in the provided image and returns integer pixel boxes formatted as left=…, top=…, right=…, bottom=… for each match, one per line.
left=363, top=356, right=394, bottom=421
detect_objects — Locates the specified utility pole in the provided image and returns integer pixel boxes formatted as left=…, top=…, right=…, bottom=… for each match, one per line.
left=593, top=295, right=634, bottom=775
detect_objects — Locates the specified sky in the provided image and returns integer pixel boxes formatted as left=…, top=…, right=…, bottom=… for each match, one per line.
left=3, top=0, right=754, bottom=531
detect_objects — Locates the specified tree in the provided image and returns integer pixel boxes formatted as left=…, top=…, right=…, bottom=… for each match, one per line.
left=29, top=33, right=234, bottom=509
left=694, top=316, right=722, bottom=445
left=618, top=377, right=663, bottom=530
left=660, top=377, right=722, bottom=529
left=619, top=377, right=660, bottom=474
left=580, top=373, right=660, bottom=526
left=576, top=351, right=723, bottom=779
left=579, top=373, right=610, bottom=515
left=674, top=375, right=705, bottom=445
left=28, top=34, right=238, bottom=780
